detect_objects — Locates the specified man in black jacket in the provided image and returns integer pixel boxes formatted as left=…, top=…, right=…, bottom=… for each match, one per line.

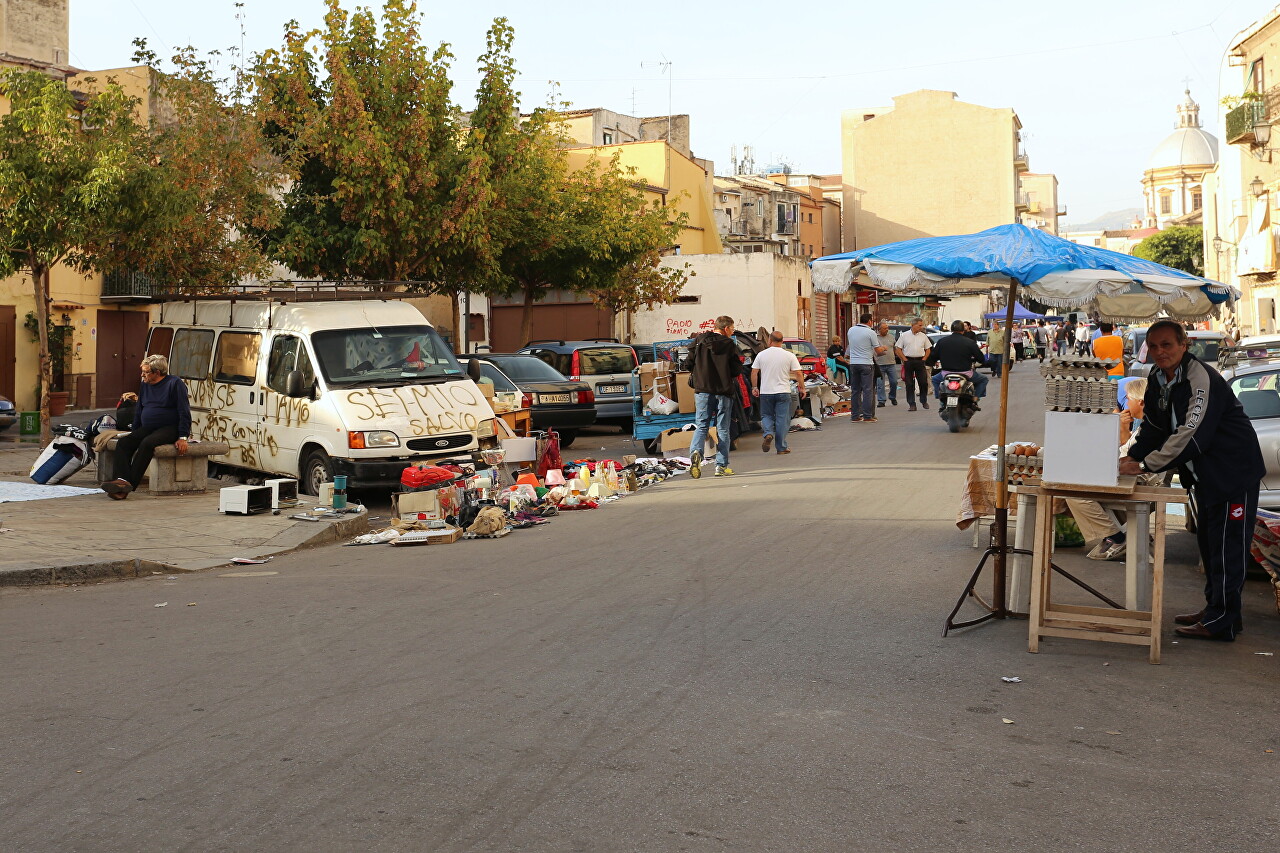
left=684, top=315, right=743, bottom=478
left=927, top=321, right=989, bottom=402
left=1120, top=320, right=1265, bottom=641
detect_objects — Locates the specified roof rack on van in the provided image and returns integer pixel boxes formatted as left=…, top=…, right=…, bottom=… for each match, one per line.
left=523, top=339, right=567, bottom=347
left=1219, top=342, right=1280, bottom=370
left=151, top=280, right=430, bottom=303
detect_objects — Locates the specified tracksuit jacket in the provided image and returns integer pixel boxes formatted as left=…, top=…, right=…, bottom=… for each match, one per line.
left=1127, top=351, right=1264, bottom=503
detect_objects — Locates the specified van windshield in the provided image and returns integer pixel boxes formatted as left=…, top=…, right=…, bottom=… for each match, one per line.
left=311, top=325, right=463, bottom=388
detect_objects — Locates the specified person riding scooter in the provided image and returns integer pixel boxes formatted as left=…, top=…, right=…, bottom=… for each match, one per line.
left=927, top=321, right=989, bottom=406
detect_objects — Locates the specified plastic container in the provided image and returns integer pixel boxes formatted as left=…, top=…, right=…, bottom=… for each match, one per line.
left=332, top=474, right=348, bottom=509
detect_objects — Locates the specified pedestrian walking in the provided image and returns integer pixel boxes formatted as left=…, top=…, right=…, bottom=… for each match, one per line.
left=1010, top=324, right=1027, bottom=362
left=961, top=321, right=978, bottom=342
left=1091, top=322, right=1124, bottom=377
left=846, top=312, right=885, bottom=422
left=685, top=315, right=742, bottom=479
left=986, top=321, right=1006, bottom=378
left=1034, top=320, right=1050, bottom=362
left=752, top=331, right=805, bottom=455
left=894, top=317, right=932, bottom=411
left=1075, top=321, right=1091, bottom=355
left=873, top=321, right=899, bottom=407
left=1120, top=320, right=1265, bottom=641
left=1054, top=321, right=1069, bottom=356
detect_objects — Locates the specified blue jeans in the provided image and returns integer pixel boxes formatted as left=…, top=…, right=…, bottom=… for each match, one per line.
left=875, top=366, right=898, bottom=403
left=758, top=392, right=792, bottom=451
left=849, top=364, right=875, bottom=419
left=988, top=354, right=1004, bottom=377
left=932, top=370, right=989, bottom=399
left=691, top=392, right=732, bottom=467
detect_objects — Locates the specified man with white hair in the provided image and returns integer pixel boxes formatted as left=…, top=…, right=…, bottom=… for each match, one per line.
left=103, top=354, right=192, bottom=500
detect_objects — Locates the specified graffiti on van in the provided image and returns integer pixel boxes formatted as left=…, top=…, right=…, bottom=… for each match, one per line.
left=187, top=379, right=237, bottom=410
left=345, top=383, right=483, bottom=436
left=265, top=393, right=310, bottom=427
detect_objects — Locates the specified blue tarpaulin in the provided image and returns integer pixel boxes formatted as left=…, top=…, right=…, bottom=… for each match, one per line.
left=983, top=302, right=1042, bottom=321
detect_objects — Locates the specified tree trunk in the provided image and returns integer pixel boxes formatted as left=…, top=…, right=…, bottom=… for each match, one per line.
left=450, top=290, right=461, bottom=354
left=520, top=285, right=535, bottom=349
left=34, top=264, right=53, bottom=446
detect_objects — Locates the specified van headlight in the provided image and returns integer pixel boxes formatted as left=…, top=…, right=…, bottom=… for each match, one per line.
left=348, top=430, right=400, bottom=449
left=476, top=418, right=497, bottom=439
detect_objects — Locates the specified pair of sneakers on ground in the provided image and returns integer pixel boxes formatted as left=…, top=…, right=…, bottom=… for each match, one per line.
left=688, top=451, right=732, bottom=478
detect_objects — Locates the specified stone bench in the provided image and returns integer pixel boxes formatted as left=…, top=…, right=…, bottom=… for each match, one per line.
left=97, top=438, right=231, bottom=495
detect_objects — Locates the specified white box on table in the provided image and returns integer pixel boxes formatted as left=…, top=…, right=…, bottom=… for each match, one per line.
left=1043, top=411, right=1120, bottom=487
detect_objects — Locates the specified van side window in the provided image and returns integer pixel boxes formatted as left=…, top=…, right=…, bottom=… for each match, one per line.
left=171, top=329, right=214, bottom=380
left=267, top=336, right=317, bottom=395
left=147, top=327, right=174, bottom=359
left=214, top=331, right=261, bottom=385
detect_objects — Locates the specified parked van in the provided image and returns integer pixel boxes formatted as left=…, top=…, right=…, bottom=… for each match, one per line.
left=146, top=299, right=499, bottom=494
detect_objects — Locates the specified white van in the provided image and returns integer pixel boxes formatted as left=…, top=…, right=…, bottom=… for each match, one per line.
left=146, top=299, right=500, bottom=494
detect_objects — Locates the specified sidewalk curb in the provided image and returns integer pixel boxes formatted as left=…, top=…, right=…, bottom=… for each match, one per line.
left=0, top=513, right=370, bottom=587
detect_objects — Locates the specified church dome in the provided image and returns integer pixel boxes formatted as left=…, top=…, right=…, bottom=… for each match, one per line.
left=1146, top=90, right=1218, bottom=171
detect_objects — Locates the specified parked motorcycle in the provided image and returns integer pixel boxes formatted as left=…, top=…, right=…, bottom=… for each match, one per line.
left=938, top=373, right=979, bottom=432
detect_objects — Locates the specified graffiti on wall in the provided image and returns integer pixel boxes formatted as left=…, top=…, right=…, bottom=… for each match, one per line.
left=664, top=317, right=757, bottom=337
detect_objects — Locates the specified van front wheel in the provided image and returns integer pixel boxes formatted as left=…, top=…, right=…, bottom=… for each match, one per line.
left=300, top=449, right=335, bottom=496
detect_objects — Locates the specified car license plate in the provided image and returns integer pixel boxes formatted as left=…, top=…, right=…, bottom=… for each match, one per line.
left=944, top=396, right=955, bottom=408
left=538, top=393, right=571, bottom=404
left=598, top=384, right=627, bottom=394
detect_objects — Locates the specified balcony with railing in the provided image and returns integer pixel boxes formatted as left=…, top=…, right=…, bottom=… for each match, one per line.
left=1227, top=100, right=1268, bottom=146
left=101, top=269, right=161, bottom=302
left=1014, top=148, right=1029, bottom=172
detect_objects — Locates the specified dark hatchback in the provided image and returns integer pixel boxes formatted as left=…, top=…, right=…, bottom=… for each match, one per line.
left=471, top=354, right=596, bottom=448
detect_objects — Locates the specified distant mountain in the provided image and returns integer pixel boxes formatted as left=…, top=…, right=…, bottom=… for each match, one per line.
left=1063, top=208, right=1143, bottom=233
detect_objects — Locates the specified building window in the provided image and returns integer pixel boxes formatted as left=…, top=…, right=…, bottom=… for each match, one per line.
left=863, top=114, right=875, bottom=121
left=602, top=131, right=614, bottom=144
left=674, top=295, right=701, bottom=304
left=1159, top=194, right=1172, bottom=215
left=1191, top=188, right=1203, bottom=211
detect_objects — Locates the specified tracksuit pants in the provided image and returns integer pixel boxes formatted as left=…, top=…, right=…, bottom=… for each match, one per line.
left=1195, top=484, right=1259, bottom=638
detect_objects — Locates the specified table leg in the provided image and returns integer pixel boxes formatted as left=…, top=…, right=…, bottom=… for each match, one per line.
left=1150, top=502, right=1166, bottom=664
left=1027, top=495, right=1052, bottom=653
left=1120, top=502, right=1152, bottom=610
left=1010, top=493, right=1036, bottom=613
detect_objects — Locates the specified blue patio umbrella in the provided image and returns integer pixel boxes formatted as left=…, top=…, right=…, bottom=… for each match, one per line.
left=810, top=223, right=1238, bottom=634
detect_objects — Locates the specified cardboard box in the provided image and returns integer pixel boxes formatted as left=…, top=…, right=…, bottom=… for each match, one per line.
left=478, top=381, right=495, bottom=400
left=424, top=525, right=462, bottom=545
left=659, top=427, right=717, bottom=458
left=392, top=490, right=440, bottom=520
left=831, top=400, right=851, bottom=415
left=673, top=371, right=697, bottom=414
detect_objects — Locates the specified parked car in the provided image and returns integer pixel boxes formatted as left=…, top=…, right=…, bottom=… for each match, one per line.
left=781, top=338, right=825, bottom=374
left=518, top=339, right=638, bottom=426
left=1219, top=357, right=1280, bottom=509
left=0, top=394, right=15, bottom=430
left=1127, top=330, right=1229, bottom=377
left=470, top=354, right=595, bottom=448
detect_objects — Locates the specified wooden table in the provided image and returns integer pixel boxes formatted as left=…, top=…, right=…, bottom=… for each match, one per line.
left=1021, top=480, right=1187, bottom=664
left=497, top=408, right=532, bottom=437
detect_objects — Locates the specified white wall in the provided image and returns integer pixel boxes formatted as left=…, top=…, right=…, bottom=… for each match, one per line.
left=632, top=254, right=811, bottom=342
left=938, top=294, right=993, bottom=328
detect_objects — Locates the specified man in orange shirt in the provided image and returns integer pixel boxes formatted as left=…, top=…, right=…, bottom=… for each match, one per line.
left=1092, top=322, right=1124, bottom=378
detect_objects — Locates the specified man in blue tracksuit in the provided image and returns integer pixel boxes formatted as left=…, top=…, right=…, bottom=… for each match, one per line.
left=1120, top=320, right=1264, bottom=641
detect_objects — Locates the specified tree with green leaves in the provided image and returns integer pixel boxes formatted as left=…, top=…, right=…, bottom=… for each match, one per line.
left=1133, top=225, right=1204, bottom=277
left=0, top=69, right=148, bottom=441
left=254, top=0, right=488, bottom=288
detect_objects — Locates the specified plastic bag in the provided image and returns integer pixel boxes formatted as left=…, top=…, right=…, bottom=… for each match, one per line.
left=646, top=391, right=679, bottom=415
left=1054, top=515, right=1085, bottom=548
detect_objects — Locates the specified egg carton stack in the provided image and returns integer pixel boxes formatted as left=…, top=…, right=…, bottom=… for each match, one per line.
left=1040, top=355, right=1121, bottom=413
left=1003, top=443, right=1043, bottom=485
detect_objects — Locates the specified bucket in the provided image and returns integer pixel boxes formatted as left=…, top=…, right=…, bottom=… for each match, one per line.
left=19, top=412, right=39, bottom=435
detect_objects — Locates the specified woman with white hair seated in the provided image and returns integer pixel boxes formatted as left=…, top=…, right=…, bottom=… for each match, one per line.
left=103, top=354, right=192, bottom=500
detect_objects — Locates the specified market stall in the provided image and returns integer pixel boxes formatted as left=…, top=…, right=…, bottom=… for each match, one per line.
left=811, top=223, right=1239, bottom=641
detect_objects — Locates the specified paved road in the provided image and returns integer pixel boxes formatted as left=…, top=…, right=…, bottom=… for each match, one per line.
left=4, top=366, right=1279, bottom=852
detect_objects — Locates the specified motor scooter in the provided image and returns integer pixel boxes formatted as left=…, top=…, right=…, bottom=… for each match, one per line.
left=938, top=373, right=978, bottom=433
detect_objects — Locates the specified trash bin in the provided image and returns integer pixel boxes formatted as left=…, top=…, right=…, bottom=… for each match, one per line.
left=19, top=411, right=39, bottom=435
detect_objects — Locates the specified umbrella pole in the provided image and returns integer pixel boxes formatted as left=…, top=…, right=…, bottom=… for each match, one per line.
left=944, top=280, right=1020, bottom=634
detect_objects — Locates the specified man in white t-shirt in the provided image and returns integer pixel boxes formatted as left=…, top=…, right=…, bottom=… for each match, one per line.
left=894, top=317, right=933, bottom=412
left=752, top=331, right=805, bottom=454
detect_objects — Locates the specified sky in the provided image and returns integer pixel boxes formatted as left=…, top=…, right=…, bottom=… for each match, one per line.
left=69, top=0, right=1268, bottom=226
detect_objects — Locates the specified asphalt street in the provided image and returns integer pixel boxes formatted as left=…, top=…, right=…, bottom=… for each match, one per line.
left=4, top=364, right=1279, bottom=852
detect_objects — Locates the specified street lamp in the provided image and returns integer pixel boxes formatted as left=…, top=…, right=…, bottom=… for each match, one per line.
left=1213, top=235, right=1238, bottom=254
left=1251, top=175, right=1266, bottom=197
left=1254, top=115, right=1272, bottom=147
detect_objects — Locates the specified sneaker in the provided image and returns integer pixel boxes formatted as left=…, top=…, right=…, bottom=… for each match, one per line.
left=851, top=416, right=862, bottom=422
left=864, top=417, right=878, bottom=423
left=777, top=449, right=791, bottom=455
left=715, top=465, right=735, bottom=477
left=762, top=434, right=774, bottom=452
left=689, top=451, right=703, bottom=479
